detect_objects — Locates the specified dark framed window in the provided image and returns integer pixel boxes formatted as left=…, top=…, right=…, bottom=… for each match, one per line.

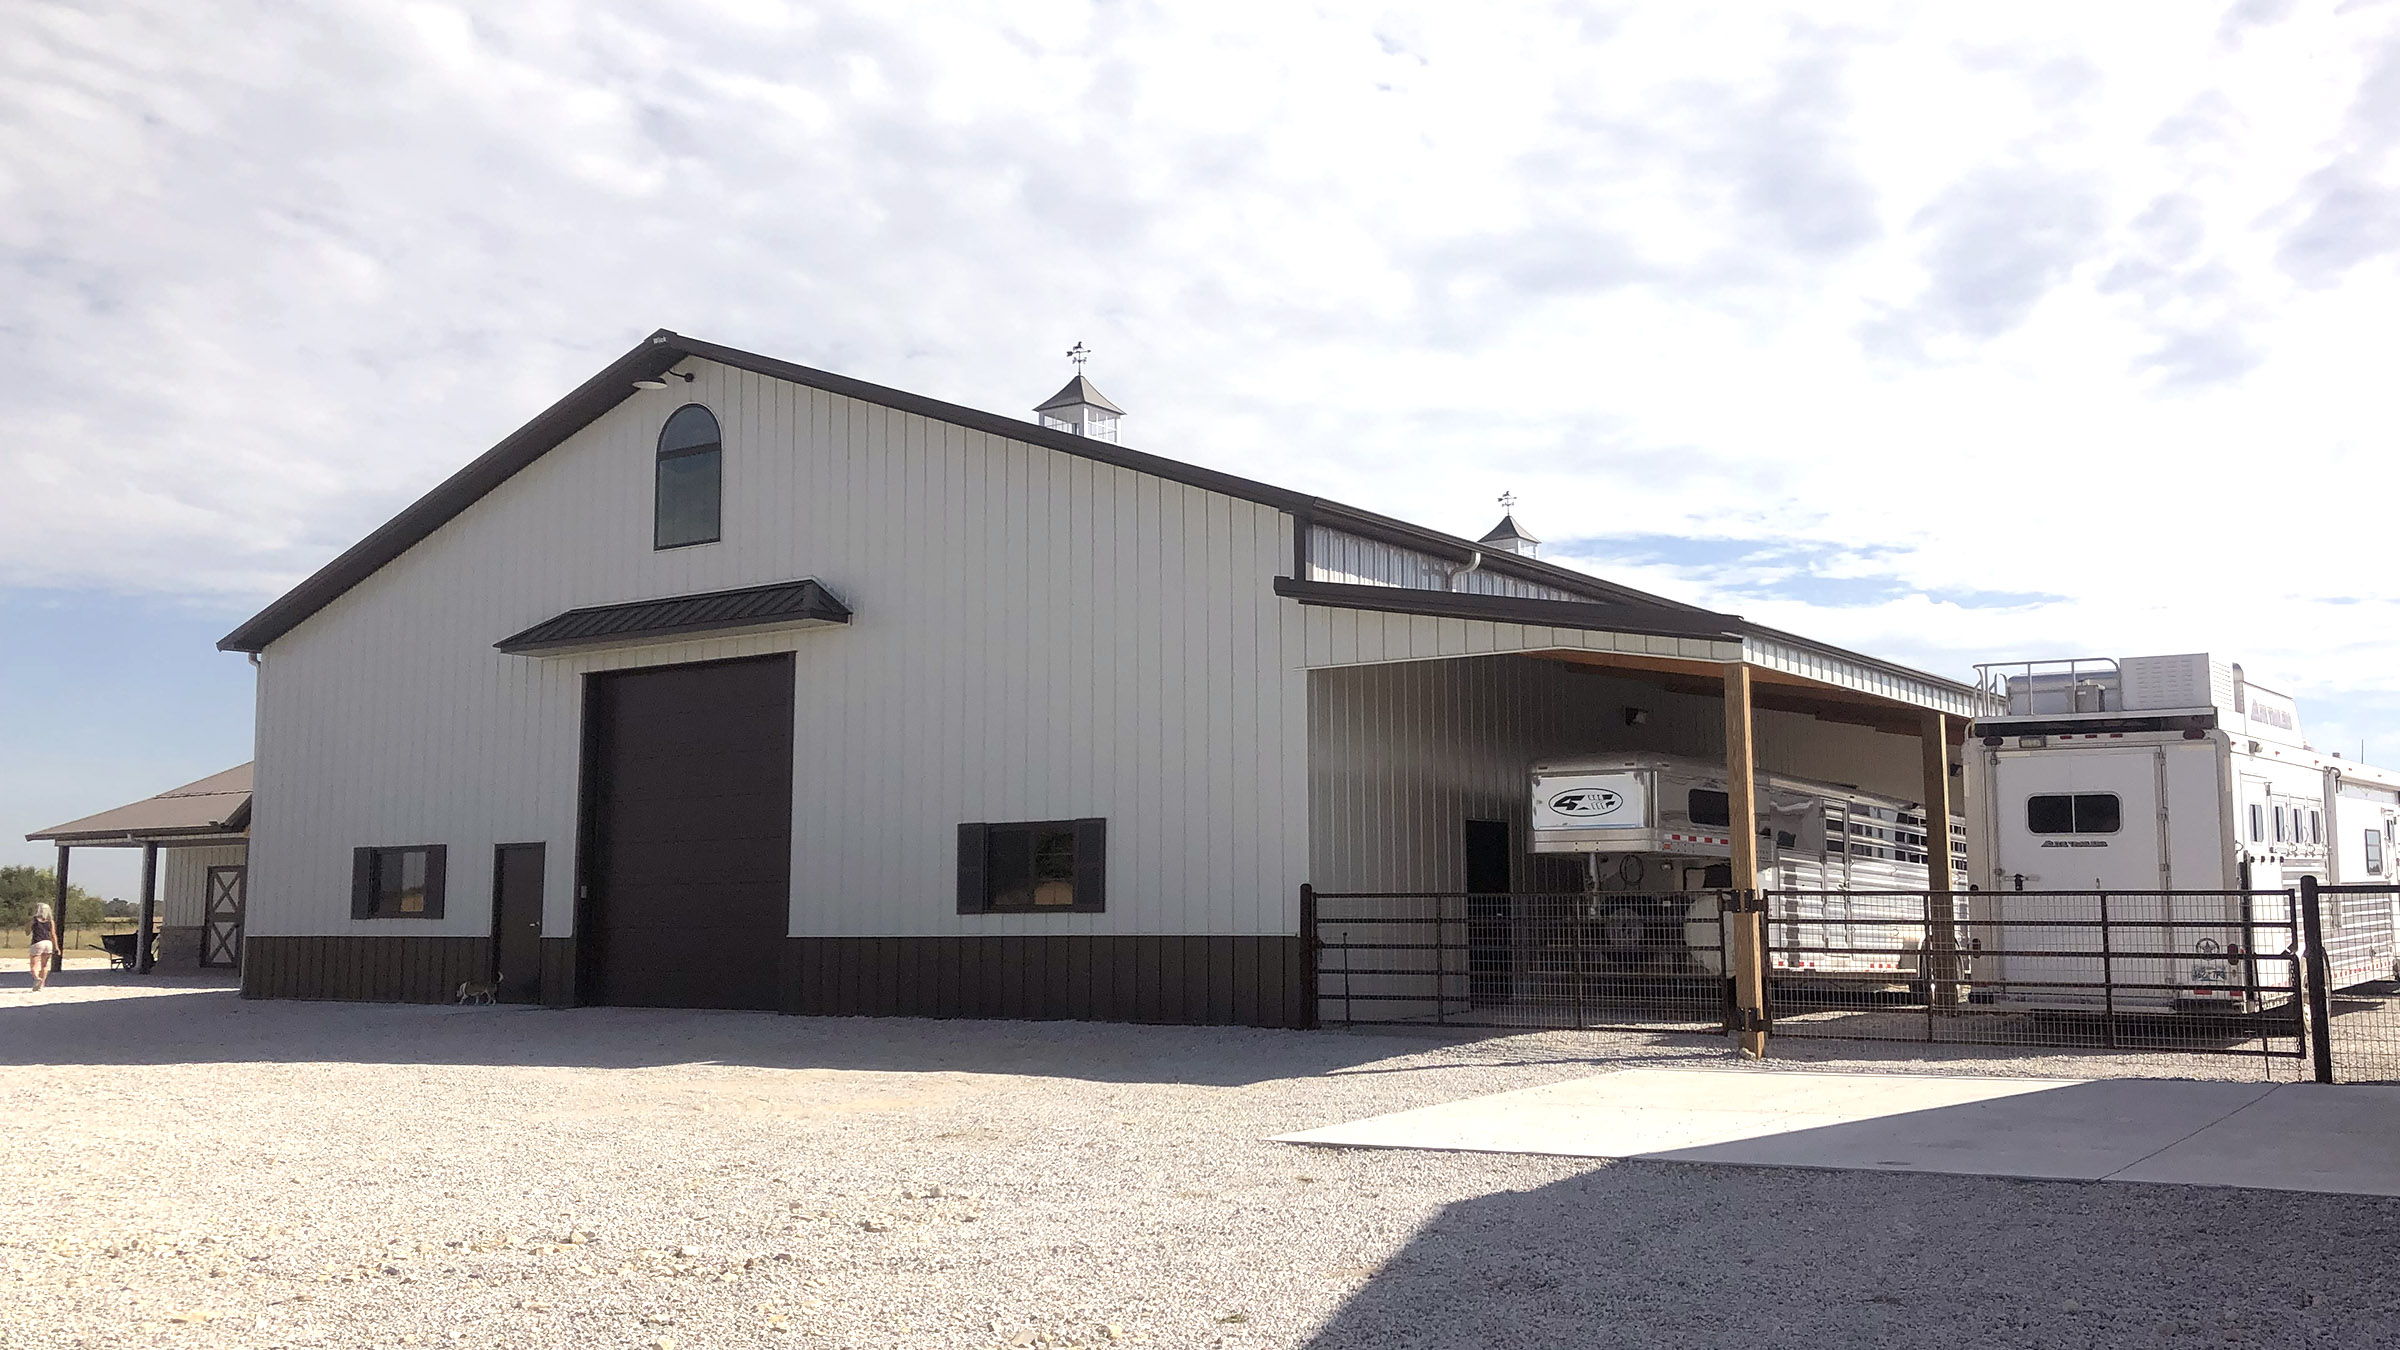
left=957, top=819, right=1105, bottom=912
left=2275, top=805, right=2288, bottom=843
left=351, top=844, right=448, bottom=919
left=2026, top=793, right=2119, bottom=835
left=2249, top=803, right=2265, bottom=843
left=655, top=404, right=723, bottom=549
left=2367, top=829, right=2386, bottom=877
left=1686, top=789, right=1731, bottom=827
left=2311, top=810, right=2323, bottom=845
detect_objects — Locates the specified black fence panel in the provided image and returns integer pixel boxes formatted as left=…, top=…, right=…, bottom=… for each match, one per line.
left=1304, top=886, right=2400, bottom=1069
left=2300, top=879, right=2400, bottom=1084
left=1762, top=889, right=2304, bottom=1062
left=1311, top=890, right=1731, bottom=1033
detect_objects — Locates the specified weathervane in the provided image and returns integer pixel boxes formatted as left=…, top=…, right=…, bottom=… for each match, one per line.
left=1067, top=341, right=1091, bottom=371
left=1498, top=490, right=1517, bottom=512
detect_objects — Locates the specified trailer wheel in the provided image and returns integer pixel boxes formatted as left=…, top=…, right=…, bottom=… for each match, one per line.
left=1595, top=902, right=1663, bottom=966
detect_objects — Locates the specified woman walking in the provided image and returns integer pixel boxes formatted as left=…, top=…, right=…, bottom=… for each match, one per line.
left=27, top=902, right=58, bottom=991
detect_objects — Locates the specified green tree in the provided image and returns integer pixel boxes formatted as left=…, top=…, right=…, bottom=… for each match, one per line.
left=0, top=866, right=106, bottom=929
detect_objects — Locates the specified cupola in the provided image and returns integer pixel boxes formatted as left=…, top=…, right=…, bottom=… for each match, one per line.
left=1034, top=343, right=1124, bottom=443
left=1478, top=496, right=1540, bottom=557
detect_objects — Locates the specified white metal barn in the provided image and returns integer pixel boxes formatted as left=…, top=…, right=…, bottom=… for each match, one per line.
left=219, top=330, right=1989, bottom=1024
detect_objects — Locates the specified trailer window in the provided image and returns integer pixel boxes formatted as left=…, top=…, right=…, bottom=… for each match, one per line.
left=2027, top=795, right=2073, bottom=833
left=2274, top=805, right=2287, bottom=843
left=2368, top=829, right=2385, bottom=877
left=2311, top=810, right=2323, bottom=845
left=2249, top=804, right=2264, bottom=843
left=2026, top=793, right=2120, bottom=834
left=1687, top=789, right=1731, bottom=828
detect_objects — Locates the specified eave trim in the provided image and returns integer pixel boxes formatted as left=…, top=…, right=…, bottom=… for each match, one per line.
left=1273, top=577, right=1743, bottom=641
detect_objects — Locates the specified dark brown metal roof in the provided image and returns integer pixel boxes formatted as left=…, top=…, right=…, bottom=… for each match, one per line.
left=211, top=330, right=1982, bottom=704
left=1034, top=374, right=1125, bottom=415
left=220, top=330, right=1316, bottom=653
left=28, top=764, right=254, bottom=844
left=215, top=328, right=1689, bottom=654
left=1478, top=513, right=1539, bottom=546
left=494, top=578, right=850, bottom=655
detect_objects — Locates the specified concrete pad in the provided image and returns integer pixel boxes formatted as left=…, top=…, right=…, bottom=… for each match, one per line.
left=1653, top=1076, right=2278, bottom=1181
left=2111, top=1083, right=2400, bottom=1196
left=1278, top=1067, right=2088, bottom=1161
left=1276, top=1067, right=2329, bottom=1189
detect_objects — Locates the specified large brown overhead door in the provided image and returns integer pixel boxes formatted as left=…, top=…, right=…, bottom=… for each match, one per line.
left=582, top=655, right=794, bottom=1010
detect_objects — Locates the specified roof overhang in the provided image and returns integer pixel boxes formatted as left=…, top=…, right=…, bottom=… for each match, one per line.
left=32, top=830, right=251, bottom=849
left=495, top=577, right=851, bottom=656
left=1277, top=580, right=1995, bottom=725
left=1274, top=578, right=1740, bottom=642
left=27, top=764, right=255, bottom=846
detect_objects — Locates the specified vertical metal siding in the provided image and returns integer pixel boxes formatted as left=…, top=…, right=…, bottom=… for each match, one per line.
left=160, top=844, right=246, bottom=928
left=1308, top=654, right=1926, bottom=892
left=1298, top=604, right=1745, bottom=670
left=249, top=360, right=1310, bottom=943
left=1742, top=633, right=1992, bottom=720
left=1306, top=526, right=1582, bottom=601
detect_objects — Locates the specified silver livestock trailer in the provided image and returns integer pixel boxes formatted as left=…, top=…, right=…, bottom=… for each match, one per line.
left=1530, top=752, right=1968, bottom=986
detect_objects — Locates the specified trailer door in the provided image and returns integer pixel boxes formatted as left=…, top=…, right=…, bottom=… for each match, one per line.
left=1991, top=748, right=2163, bottom=893
left=1990, top=747, right=2168, bottom=1010
left=2160, top=740, right=2229, bottom=892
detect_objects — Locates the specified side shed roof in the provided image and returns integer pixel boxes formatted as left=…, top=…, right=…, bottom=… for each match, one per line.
left=28, top=764, right=254, bottom=845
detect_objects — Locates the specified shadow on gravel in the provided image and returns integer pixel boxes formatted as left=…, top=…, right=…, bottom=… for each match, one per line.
left=1300, top=1161, right=2400, bottom=1349
left=0, top=979, right=1737, bottom=1086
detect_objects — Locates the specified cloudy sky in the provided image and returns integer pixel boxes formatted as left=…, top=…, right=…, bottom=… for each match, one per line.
left=6, top=0, right=2399, bottom=895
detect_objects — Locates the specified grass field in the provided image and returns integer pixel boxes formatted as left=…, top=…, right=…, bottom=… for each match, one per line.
left=4, top=919, right=141, bottom=971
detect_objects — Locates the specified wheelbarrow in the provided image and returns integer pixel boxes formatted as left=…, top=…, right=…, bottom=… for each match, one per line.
left=96, top=932, right=139, bottom=970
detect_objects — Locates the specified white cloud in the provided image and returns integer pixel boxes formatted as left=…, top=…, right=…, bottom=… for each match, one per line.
left=4, top=0, right=2400, bottom=719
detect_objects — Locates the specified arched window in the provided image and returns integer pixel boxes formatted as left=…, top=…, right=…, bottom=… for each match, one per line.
left=654, top=404, right=722, bottom=549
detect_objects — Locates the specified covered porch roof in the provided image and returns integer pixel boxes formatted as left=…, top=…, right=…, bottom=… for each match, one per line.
left=26, top=764, right=254, bottom=848
left=1276, top=579, right=1997, bottom=734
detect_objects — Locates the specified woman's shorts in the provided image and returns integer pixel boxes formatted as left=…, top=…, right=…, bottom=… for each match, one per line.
left=30, top=940, right=55, bottom=956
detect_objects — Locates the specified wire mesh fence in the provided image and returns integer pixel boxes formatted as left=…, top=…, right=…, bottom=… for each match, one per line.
left=2301, top=880, right=2400, bottom=1084
left=1304, top=885, right=2400, bottom=1077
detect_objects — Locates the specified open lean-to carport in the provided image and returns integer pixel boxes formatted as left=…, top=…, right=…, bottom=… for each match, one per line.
left=23, top=764, right=253, bottom=977
left=1279, top=564, right=1996, bottom=1058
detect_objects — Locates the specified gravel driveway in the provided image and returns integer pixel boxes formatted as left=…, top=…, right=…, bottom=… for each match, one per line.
left=5, top=975, right=2397, bottom=1349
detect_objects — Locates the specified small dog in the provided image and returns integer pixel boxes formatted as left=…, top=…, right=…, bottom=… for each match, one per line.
left=456, top=977, right=500, bottom=1006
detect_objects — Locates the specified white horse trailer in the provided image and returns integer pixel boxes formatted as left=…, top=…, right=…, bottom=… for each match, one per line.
left=1530, top=753, right=1968, bottom=986
left=1968, top=654, right=2400, bottom=1013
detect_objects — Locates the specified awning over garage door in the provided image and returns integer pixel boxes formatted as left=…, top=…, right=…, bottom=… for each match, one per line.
left=496, top=577, right=850, bottom=655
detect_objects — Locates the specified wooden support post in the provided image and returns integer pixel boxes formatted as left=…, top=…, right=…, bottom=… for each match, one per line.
left=137, top=843, right=160, bottom=975
left=1723, top=663, right=1767, bottom=1059
left=1920, top=711, right=1963, bottom=1010
left=52, top=844, right=71, bottom=987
